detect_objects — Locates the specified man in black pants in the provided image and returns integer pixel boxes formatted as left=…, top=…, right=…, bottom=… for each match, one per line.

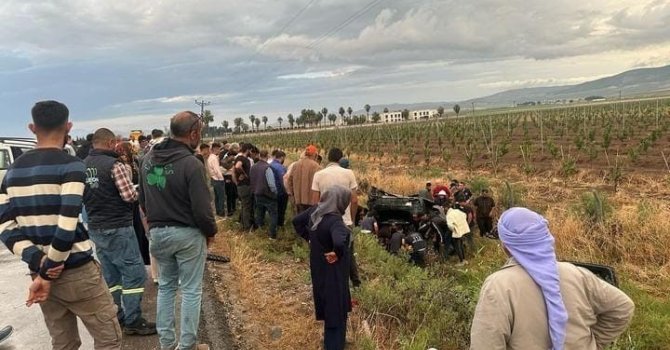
left=234, top=143, right=254, bottom=230
left=473, top=189, right=496, bottom=238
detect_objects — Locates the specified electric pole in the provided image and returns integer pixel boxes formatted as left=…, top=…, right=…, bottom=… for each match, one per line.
left=194, top=99, right=211, bottom=117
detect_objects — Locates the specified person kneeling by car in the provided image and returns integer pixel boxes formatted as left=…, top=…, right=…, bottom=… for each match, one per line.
left=403, top=232, right=427, bottom=267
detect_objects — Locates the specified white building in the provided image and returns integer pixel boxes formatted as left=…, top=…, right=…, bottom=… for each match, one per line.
left=382, top=109, right=438, bottom=123
left=411, top=109, right=437, bottom=120
left=383, top=111, right=403, bottom=123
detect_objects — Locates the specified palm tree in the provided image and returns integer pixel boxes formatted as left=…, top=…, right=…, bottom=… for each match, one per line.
left=327, top=113, right=337, bottom=125
left=287, top=113, right=295, bottom=128
left=262, top=116, right=268, bottom=129
left=278, top=117, right=284, bottom=129
left=233, top=117, right=243, bottom=133
left=364, top=104, right=371, bottom=121
left=202, top=110, right=214, bottom=128
left=347, top=106, right=353, bottom=119
left=437, top=106, right=445, bottom=119
left=321, top=107, right=328, bottom=119
left=316, top=112, right=324, bottom=127
left=453, top=104, right=461, bottom=117
left=221, top=120, right=229, bottom=132
left=338, top=107, right=345, bottom=124
left=254, top=118, right=260, bottom=130
left=249, top=115, right=256, bottom=130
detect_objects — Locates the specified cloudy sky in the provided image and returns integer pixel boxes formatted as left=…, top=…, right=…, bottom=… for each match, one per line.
left=1, top=0, right=669, bottom=136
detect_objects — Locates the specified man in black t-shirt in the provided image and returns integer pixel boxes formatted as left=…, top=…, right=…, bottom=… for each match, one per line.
left=473, top=189, right=496, bottom=238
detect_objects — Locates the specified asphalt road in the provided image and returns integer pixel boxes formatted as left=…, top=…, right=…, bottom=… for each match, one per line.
left=0, top=249, right=232, bottom=350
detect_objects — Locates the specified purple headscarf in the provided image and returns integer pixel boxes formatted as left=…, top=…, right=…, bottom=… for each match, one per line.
left=498, top=207, right=568, bottom=350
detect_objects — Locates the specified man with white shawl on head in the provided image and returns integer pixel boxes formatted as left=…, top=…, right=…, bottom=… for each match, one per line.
left=470, top=207, right=634, bottom=350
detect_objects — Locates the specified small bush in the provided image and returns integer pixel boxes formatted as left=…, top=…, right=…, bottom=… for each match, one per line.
left=499, top=181, right=524, bottom=209
left=469, top=176, right=490, bottom=194
left=577, top=190, right=612, bottom=225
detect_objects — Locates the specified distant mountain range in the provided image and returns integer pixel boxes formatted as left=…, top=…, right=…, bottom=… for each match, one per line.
left=364, top=64, right=670, bottom=112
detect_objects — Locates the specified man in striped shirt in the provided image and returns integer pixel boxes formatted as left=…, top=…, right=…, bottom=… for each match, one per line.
left=0, top=101, right=122, bottom=350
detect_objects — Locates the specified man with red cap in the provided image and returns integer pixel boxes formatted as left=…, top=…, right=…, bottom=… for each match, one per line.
left=286, top=145, right=321, bottom=214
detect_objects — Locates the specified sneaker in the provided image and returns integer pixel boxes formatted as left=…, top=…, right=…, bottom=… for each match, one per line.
left=0, top=325, right=13, bottom=344
left=124, top=318, right=157, bottom=336
left=179, top=344, right=210, bottom=350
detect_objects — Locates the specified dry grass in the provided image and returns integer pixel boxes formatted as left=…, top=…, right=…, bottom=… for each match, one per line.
left=210, top=232, right=322, bottom=349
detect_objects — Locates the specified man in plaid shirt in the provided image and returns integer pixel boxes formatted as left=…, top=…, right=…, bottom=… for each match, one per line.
left=83, top=128, right=156, bottom=336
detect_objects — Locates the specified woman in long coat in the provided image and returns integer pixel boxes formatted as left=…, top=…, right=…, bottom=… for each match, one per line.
left=293, top=185, right=352, bottom=350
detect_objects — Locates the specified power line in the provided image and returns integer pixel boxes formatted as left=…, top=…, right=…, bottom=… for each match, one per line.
left=195, top=99, right=211, bottom=117
left=306, top=0, right=383, bottom=50
left=243, top=0, right=320, bottom=63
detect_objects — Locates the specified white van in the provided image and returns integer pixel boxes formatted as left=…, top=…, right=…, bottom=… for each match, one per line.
left=0, top=138, right=37, bottom=184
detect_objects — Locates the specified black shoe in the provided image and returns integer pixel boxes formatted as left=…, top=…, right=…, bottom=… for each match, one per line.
left=0, top=325, right=13, bottom=344
left=124, top=318, right=157, bottom=336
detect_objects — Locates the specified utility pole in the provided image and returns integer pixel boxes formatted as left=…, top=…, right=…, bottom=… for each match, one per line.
left=194, top=99, right=211, bottom=117
left=471, top=102, right=475, bottom=117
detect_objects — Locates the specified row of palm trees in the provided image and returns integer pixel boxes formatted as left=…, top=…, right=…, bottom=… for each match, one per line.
left=205, top=104, right=464, bottom=134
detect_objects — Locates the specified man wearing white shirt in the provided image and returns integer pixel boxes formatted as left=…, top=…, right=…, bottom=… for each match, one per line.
left=208, top=142, right=226, bottom=217
left=311, top=147, right=361, bottom=287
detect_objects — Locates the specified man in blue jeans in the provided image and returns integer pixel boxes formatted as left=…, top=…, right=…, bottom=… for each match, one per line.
left=250, top=150, right=279, bottom=239
left=83, top=128, right=156, bottom=335
left=140, top=111, right=218, bottom=350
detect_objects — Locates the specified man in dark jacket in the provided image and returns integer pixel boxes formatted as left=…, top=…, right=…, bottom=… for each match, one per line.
left=473, top=189, right=496, bottom=238
left=234, top=143, right=254, bottom=230
left=250, top=150, right=279, bottom=239
left=76, top=133, right=93, bottom=159
left=83, top=128, right=156, bottom=335
left=139, top=111, right=217, bottom=350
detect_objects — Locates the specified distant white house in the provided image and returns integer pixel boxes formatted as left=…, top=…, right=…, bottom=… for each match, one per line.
left=382, top=111, right=403, bottom=123
left=382, top=109, right=438, bottom=123
left=411, top=109, right=437, bottom=120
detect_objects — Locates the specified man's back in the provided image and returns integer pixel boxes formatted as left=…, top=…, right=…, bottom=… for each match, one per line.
left=312, top=163, right=357, bottom=225
left=473, top=196, right=495, bottom=217
left=289, top=158, right=320, bottom=205
left=0, top=149, right=93, bottom=273
left=471, top=260, right=634, bottom=350
left=139, top=139, right=216, bottom=237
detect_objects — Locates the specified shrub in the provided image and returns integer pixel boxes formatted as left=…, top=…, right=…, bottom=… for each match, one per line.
left=577, top=190, right=612, bottom=225
left=469, top=176, right=490, bottom=194
left=499, top=181, right=524, bottom=209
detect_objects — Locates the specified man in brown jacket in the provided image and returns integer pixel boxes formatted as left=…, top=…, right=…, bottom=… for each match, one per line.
left=285, top=145, right=321, bottom=214
left=471, top=208, right=634, bottom=350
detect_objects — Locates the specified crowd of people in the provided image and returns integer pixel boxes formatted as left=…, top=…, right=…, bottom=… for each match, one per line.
left=0, top=101, right=636, bottom=350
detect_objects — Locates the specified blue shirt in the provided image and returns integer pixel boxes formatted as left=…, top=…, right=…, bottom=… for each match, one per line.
left=269, top=160, right=287, bottom=196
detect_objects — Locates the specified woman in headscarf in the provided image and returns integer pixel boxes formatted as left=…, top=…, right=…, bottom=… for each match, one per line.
left=293, top=185, right=352, bottom=350
left=470, top=207, right=634, bottom=350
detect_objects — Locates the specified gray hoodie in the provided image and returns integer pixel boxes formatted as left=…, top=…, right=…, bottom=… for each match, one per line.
left=139, top=138, right=217, bottom=237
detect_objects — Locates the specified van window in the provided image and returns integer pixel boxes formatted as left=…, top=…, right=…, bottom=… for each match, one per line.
left=11, top=146, right=31, bottom=160
left=0, top=149, right=10, bottom=170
